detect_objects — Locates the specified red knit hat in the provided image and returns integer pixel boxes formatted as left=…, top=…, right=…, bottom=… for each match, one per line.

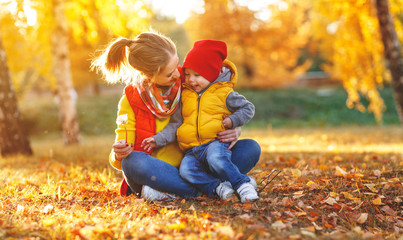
left=183, top=40, right=227, bottom=82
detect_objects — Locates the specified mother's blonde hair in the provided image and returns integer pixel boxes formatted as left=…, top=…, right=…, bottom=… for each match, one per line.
left=91, top=31, right=177, bottom=85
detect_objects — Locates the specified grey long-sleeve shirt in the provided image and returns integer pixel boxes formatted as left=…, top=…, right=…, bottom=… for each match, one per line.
left=153, top=68, right=255, bottom=148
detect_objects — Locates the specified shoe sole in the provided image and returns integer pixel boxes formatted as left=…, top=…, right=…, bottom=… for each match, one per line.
left=221, top=191, right=235, bottom=200
left=242, top=196, right=259, bottom=203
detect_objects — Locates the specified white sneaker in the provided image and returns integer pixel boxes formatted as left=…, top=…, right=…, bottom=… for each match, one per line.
left=141, top=185, right=177, bottom=201
left=248, top=176, right=257, bottom=190
left=237, top=182, right=259, bottom=203
left=215, top=181, right=234, bottom=200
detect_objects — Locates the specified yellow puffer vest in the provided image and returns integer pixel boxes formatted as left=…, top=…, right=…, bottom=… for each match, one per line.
left=177, top=60, right=238, bottom=151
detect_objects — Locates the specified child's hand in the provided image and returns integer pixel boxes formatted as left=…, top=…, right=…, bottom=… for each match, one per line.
left=222, top=115, right=233, bottom=129
left=141, top=137, right=156, bottom=152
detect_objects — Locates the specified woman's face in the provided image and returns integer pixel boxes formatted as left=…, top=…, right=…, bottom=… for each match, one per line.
left=153, top=54, right=180, bottom=87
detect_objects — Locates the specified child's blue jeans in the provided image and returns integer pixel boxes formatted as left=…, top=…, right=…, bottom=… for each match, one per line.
left=179, top=140, right=250, bottom=196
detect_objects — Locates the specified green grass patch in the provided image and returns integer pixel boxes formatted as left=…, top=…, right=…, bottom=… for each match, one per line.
left=19, top=87, right=400, bottom=137
left=239, top=86, right=400, bottom=128
left=20, top=94, right=120, bottom=136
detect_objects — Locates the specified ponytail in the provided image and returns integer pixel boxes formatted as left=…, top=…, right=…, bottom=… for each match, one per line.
left=105, top=38, right=131, bottom=74
left=91, top=31, right=177, bottom=85
left=91, top=38, right=133, bottom=84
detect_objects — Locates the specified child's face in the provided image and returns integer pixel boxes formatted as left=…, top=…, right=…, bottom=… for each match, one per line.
left=184, top=68, right=210, bottom=93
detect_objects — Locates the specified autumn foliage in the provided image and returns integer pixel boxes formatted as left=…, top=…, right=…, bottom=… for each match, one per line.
left=185, top=0, right=312, bottom=89
left=1, top=0, right=403, bottom=123
left=312, top=0, right=403, bottom=122
left=1, top=128, right=402, bottom=239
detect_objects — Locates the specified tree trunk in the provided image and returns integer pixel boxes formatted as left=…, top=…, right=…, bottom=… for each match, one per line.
left=375, top=0, right=403, bottom=125
left=51, top=0, right=81, bottom=144
left=0, top=32, right=33, bottom=156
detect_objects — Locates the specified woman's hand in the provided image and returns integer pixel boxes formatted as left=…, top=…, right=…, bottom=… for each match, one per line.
left=216, top=127, right=241, bottom=150
left=113, top=139, right=133, bottom=161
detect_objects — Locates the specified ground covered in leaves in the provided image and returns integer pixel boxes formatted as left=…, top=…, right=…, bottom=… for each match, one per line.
left=1, top=127, right=402, bottom=239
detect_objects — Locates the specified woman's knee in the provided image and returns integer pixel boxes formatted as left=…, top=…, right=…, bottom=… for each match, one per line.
left=231, top=139, right=261, bottom=173
left=121, top=151, right=150, bottom=176
left=238, top=139, right=261, bottom=158
left=249, top=139, right=261, bottom=160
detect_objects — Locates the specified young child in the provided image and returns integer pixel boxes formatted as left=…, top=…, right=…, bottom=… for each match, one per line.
left=142, top=40, right=258, bottom=203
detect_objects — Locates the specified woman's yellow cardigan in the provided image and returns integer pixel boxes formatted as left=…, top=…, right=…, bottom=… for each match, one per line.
left=109, top=95, right=184, bottom=170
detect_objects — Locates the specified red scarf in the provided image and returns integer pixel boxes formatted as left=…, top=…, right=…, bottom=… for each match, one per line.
left=119, top=82, right=180, bottom=196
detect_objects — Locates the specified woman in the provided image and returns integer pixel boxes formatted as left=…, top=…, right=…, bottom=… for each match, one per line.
left=92, top=31, right=261, bottom=200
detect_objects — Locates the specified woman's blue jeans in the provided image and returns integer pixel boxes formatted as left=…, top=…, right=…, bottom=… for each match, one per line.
left=121, top=139, right=261, bottom=198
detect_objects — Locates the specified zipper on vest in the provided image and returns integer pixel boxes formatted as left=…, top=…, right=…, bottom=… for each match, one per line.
left=196, top=93, right=202, bottom=144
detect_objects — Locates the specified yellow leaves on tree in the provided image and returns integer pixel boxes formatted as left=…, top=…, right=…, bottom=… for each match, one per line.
left=65, top=0, right=151, bottom=90
left=312, top=0, right=403, bottom=123
left=184, top=0, right=312, bottom=88
left=65, top=0, right=150, bottom=46
left=0, top=1, right=54, bottom=95
left=0, top=0, right=152, bottom=96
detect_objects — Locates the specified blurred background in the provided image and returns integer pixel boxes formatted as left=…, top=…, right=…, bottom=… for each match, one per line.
left=1, top=0, right=402, bottom=141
